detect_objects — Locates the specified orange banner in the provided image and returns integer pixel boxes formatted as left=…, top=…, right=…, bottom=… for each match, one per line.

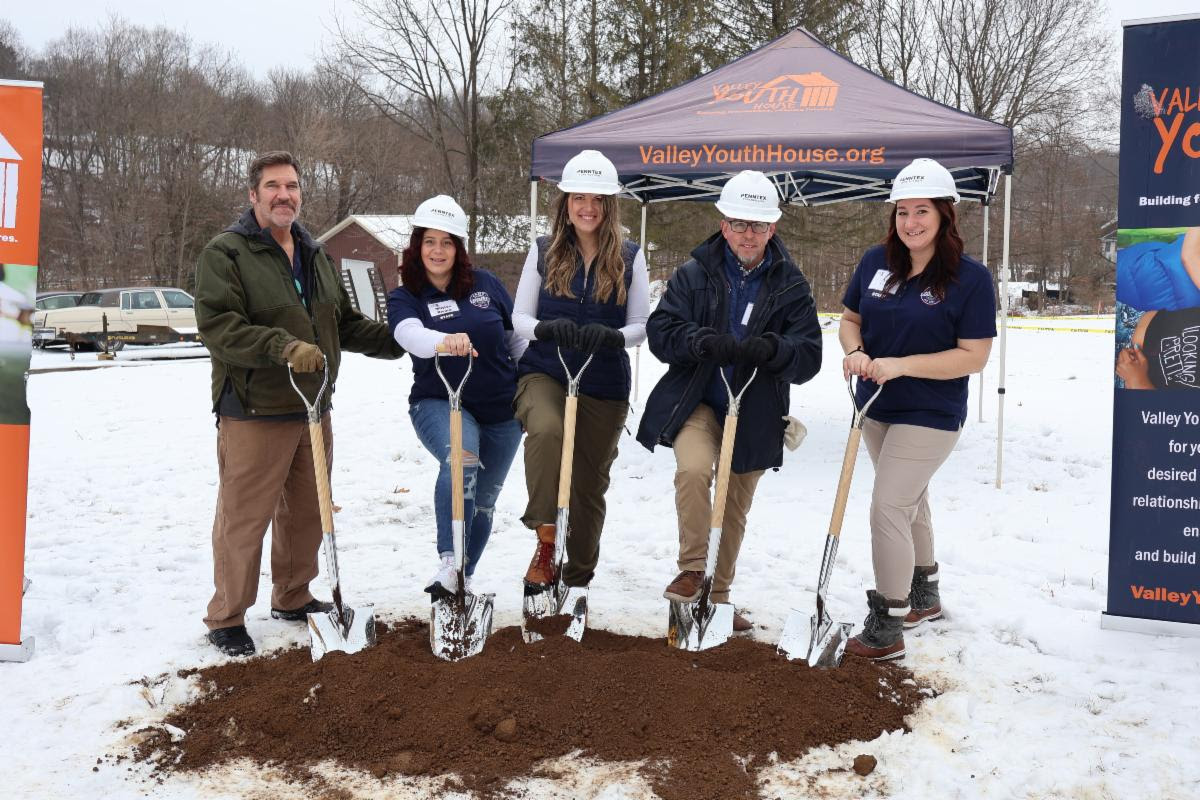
left=0, top=80, right=43, bottom=266
left=0, top=79, right=43, bottom=657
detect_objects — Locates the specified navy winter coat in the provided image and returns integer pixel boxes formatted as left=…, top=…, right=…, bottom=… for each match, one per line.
left=636, top=232, right=822, bottom=474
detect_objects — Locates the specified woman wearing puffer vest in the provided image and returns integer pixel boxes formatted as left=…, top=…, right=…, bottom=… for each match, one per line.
left=512, top=149, right=650, bottom=592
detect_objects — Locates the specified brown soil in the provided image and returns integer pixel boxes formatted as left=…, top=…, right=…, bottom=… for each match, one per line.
left=135, top=619, right=928, bottom=800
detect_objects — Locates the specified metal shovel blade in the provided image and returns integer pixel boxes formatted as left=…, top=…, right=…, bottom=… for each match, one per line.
left=308, top=604, right=377, bottom=661
left=521, top=585, right=588, bottom=643
left=667, top=599, right=734, bottom=652
left=429, top=591, right=495, bottom=661
left=803, top=608, right=853, bottom=669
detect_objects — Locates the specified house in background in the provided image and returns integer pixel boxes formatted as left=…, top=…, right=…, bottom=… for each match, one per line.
left=319, top=214, right=544, bottom=320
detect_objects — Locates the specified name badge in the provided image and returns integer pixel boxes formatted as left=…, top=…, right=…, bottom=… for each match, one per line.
left=427, top=299, right=461, bottom=320
left=867, top=268, right=898, bottom=298
left=741, top=302, right=754, bottom=326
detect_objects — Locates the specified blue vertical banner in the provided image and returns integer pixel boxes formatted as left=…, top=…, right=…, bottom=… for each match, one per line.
left=1105, top=15, right=1200, bottom=634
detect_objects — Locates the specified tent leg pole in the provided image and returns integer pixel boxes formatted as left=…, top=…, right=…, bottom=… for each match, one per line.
left=529, top=181, right=538, bottom=248
left=996, top=175, right=1012, bottom=489
left=633, top=202, right=648, bottom=404
left=980, top=205, right=990, bottom=423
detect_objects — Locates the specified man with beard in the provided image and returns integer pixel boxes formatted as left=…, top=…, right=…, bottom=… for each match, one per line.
left=195, top=151, right=403, bottom=656
left=637, top=170, right=822, bottom=631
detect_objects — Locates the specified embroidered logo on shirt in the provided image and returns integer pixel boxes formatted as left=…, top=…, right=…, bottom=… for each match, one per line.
left=469, top=291, right=490, bottom=309
left=920, top=288, right=941, bottom=306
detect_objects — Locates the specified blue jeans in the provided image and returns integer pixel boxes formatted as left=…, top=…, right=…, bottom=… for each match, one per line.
left=408, top=400, right=523, bottom=575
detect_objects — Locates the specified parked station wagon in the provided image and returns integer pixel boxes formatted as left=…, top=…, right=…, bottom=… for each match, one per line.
left=32, top=287, right=199, bottom=349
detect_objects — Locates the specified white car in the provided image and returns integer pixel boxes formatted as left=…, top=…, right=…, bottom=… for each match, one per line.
left=32, top=287, right=199, bottom=349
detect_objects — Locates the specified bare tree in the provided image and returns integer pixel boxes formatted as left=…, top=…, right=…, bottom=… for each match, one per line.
left=332, top=0, right=517, bottom=253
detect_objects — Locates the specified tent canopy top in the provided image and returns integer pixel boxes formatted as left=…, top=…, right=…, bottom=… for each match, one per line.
left=531, top=28, right=1013, bottom=206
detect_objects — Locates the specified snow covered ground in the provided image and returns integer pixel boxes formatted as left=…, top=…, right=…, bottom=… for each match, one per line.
left=7, top=324, right=1199, bottom=800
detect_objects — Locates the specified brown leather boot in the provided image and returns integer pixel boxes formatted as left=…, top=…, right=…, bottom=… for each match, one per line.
left=523, top=524, right=557, bottom=586
left=844, top=590, right=908, bottom=661
left=663, top=570, right=704, bottom=602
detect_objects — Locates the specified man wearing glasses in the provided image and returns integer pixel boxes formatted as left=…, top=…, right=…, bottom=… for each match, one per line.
left=637, top=170, right=822, bottom=631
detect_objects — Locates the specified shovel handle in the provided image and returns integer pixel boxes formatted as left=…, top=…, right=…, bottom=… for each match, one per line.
left=450, top=407, right=465, bottom=523
left=307, top=417, right=335, bottom=536
left=710, top=413, right=738, bottom=530
left=827, top=426, right=862, bottom=541
left=556, top=394, right=578, bottom=509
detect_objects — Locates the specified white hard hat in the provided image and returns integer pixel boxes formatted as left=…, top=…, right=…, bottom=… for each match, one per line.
left=558, top=149, right=621, bottom=195
left=888, top=158, right=960, bottom=204
left=412, top=194, right=468, bottom=238
left=715, top=170, right=782, bottom=223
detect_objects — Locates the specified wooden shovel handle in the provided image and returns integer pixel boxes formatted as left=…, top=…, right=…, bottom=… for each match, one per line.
left=450, top=408, right=465, bottom=523
left=827, top=426, right=863, bottom=541
left=556, top=394, right=578, bottom=509
left=308, top=418, right=335, bottom=535
left=710, top=414, right=739, bottom=530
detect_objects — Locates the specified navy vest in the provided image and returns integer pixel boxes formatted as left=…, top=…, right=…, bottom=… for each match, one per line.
left=517, top=236, right=638, bottom=400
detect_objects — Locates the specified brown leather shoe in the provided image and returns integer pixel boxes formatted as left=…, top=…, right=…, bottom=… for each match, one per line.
left=523, top=524, right=557, bottom=586
left=663, top=570, right=704, bottom=602
left=732, top=611, right=752, bottom=632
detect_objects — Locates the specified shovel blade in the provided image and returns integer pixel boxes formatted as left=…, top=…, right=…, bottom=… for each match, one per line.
left=804, top=611, right=853, bottom=669
left=667, top=599, right=734, bottom=652
left=521, top=585, right=588, bottom=643
left=308, top=605, right=376, bottom=661
left=430, top=592, right=495, bottom=661
left=776, top=608, right=811, bottom=661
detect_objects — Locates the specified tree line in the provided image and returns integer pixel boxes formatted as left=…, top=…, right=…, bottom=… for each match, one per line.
left=1, top=0, right=1117, bottom=310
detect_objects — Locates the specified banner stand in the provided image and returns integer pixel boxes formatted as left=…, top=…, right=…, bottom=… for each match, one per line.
left=1101, top=613, right=1200, bottom=638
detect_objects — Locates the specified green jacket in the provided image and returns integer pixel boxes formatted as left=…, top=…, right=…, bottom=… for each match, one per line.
left=195, top=208, right=404, bottom=416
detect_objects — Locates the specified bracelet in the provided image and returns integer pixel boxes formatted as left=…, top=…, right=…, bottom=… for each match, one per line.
left=846, top=345, right=865, bottom=356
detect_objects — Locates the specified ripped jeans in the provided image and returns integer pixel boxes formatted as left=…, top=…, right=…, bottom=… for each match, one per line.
left=408, top=399, right=523, bottom=575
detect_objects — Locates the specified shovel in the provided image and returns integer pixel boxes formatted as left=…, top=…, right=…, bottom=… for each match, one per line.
left=521, top=347, right=594, bottom=644
left=287, top=364, right=377, bottom=661
left=667, top=367, right=757, bottom=652
left=429, top=351, right=496, bottom=661
left=778, top=376, right=883, bottom=668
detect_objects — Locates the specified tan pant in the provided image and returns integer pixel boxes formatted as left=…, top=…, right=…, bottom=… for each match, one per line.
left=203, top=414, right=332, bottom=630
left=861, top=418, right=960, bottom=601
left=673, top=404, right=764, bottom=604
left=513, top=372, right=628, bottom=587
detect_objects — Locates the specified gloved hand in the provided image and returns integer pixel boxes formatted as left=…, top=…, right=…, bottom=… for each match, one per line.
left=738, top=335, right=777, bottom=366
left=695, top=332, right=740, bottom=366
left=286, top=341, right=325, bottom=373
left=577, top=323, right=625, bottom=354
left=534, top=318, right=580, bottom=350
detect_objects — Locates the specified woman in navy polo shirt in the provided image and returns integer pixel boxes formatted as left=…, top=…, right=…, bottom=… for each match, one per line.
left=387, top=195, right=526, bottom=597
left=838, top=158, right=996, bottom=661
left=512, top=149, right=650, bottom=591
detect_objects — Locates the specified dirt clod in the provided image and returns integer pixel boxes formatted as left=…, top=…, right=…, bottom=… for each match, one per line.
left=135, top=618, right=926, bottom=799
left=853, top=754, right=878, bottom=776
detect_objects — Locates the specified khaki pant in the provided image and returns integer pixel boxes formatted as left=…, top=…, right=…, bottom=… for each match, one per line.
left=861, top=418, right=960, bottom=601
left=673, top=404, right=764, bottom=604
left=513, top=372, right=628, bottom=587
left=203, top=414, right=332, bottom=630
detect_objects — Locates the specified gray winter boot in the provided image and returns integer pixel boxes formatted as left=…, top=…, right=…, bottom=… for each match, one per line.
left=844, top=590, right=908, bottom=661
left=905, top=563, right=942, bottom=629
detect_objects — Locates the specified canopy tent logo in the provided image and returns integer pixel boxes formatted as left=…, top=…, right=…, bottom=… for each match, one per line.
left=704, top=72, right=839, bottom=114
left=0, top=130, right=20, bottom=229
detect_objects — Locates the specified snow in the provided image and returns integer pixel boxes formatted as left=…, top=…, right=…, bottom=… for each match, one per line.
left=6, top=323, right=1199, bottom=799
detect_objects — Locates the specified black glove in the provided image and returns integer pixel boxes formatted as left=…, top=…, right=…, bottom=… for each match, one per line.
left=534, top=318, right=580, bottom=350
left=577, top=323, right=625, bottom=354
left=695, top=332, right=740, bottom=366
left=738, top=335, right=777, bottom=366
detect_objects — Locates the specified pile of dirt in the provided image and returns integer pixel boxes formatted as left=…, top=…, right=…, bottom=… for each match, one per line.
left=134, top=619, right=929, bottom=799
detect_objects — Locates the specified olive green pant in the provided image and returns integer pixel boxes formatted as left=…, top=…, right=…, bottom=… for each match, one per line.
left=513, top=372, right=628, bottom=587
left=673, top=404, right=764, bottom=604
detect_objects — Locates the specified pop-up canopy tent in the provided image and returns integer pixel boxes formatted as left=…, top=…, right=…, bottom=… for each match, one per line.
left=528, top=28, right=1016, bottom=485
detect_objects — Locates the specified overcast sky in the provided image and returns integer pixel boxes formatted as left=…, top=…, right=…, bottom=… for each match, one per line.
left=2, top=0, right=1198, bottom=79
